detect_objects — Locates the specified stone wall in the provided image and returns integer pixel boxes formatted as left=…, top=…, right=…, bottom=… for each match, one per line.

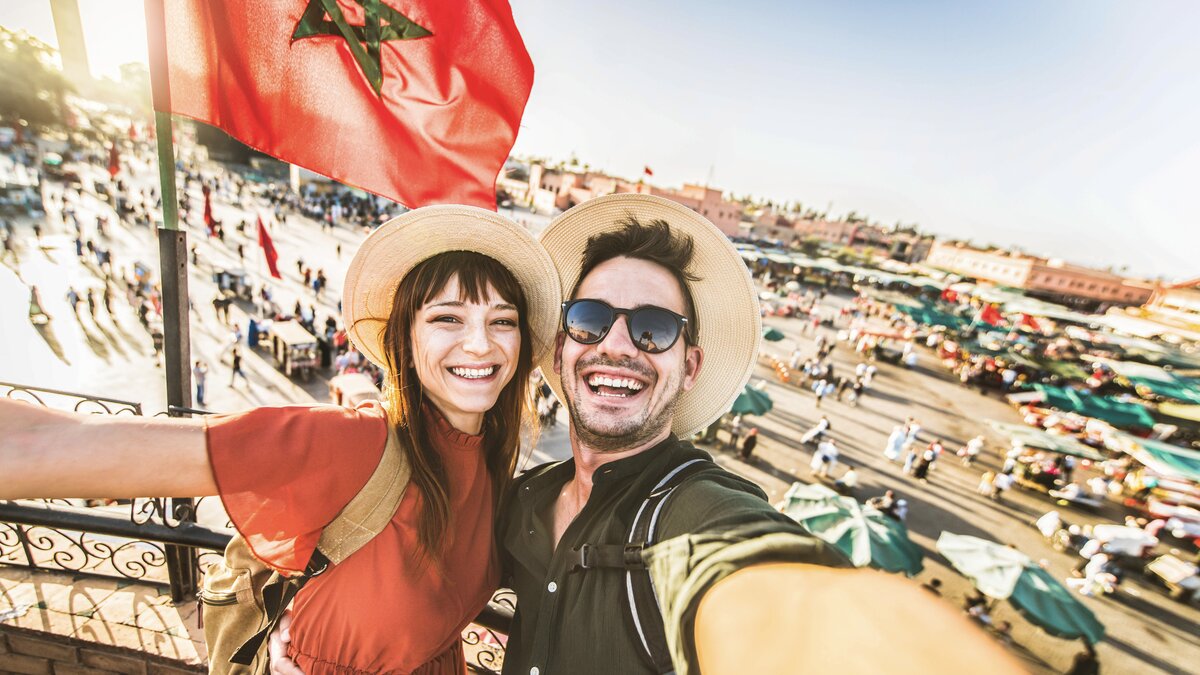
left=0, top=626, right=202, bottom=675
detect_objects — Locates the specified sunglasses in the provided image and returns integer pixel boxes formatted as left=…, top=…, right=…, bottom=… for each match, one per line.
left=562, top=299, right=690, bottom=354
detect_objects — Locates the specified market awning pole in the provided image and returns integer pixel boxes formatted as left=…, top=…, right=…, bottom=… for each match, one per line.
left=145, top=0, right=198, bottom=600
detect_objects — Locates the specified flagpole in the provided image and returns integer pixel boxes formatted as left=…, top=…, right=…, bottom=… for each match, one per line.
left=143, top=0, right=198, bottom=602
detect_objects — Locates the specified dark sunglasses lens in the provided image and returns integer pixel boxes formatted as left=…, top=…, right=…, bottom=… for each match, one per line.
left=629, top=308, right=681, bottom=353
left=565, top=301, right=613, bottom=344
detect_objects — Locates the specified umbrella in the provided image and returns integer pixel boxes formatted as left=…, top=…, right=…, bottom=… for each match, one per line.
left=936, top=533, right=1105, bottom=645
left=780, top=483, right=924, bottom=576
left=762, top=327, right=786, bottom=342
left=730, top=384, right=773, bottom=416
left=986, top=421, right=1106, bottom=462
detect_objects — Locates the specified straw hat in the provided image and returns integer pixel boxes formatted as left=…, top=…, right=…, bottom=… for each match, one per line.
left=538, top=193, right=761, bottom=437
left=343, top=205, right=561, bottom=370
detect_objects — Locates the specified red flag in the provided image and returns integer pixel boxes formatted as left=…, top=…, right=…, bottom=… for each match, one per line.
left=940, top=288, right=958, bottom=303
left=257, top=215, right=282, bottom=279
left=107, top=144, right=120, bottom=178
left=155, top=0, right=533, bottom=209
left=643, top=165, right=654, bottom=177
left=978, top=304, right=1004, bottom=327
left=203, top=192, right=216, bottom=237
left=1019, top=313, right=1043, bottom=332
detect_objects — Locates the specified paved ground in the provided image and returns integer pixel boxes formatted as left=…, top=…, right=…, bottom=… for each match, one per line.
left=2, top=153, right=1198, bottom=673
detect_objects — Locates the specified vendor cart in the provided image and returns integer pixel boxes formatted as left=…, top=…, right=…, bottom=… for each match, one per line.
left=271, top=320, right=319, bottom=381
left=1145, top=554, right=1200, bottom=604
left=329, top=373, right=383, bottom=407
left=212, top=267, right=253, bottom=302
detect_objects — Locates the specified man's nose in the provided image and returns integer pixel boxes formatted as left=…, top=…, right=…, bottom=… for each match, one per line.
left=596, top=314, right=640, bottom=359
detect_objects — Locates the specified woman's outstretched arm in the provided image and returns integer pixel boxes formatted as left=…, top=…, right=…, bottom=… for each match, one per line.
left=0, top=399, right=217, bottom=499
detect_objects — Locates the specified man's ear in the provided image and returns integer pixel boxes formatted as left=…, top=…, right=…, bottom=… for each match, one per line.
left=552, top=332, right=566, bottom=375
left=681, top=344, right=703, bottom=392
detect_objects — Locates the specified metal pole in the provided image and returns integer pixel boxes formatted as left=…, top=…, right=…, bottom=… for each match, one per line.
left=145, top=0, right=199, bottom=601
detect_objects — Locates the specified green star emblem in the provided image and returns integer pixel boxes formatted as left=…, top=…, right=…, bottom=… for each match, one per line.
left=292, top=0, right=433, bottom=96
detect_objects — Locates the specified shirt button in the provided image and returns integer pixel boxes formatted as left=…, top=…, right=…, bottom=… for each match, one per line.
left=547, top=581, right=558, bottom=593
left=530, top=668, right=540, bottom=675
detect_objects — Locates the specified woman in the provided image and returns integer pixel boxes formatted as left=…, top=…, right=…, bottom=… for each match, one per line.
left=0, top=205, right=561, bottom=674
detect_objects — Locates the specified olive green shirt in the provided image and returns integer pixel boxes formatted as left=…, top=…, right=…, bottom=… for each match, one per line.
left=498, top=436, right=848, bottom=675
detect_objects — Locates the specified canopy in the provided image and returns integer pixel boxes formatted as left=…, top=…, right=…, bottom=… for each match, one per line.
left=1031, top=385, right=1156, bottom=430
left=762, top=327, right=786, bottom=342
left=894, top=303, right=969, bottom=330
left=1108, top=432, right=1200, bottom=484
left=780, top=483, right=924, bottom=576
left=987, top=421, right=1106, bottom=461
left=1158, top=402, right=1200, bottom=423
left=1127, top=376, right=1200, bottom=405
left=730, top=384, right=773, bottom=416
left=859, top=287, right=924, bottom=309
left=936, top=533, right=1105, bottom=645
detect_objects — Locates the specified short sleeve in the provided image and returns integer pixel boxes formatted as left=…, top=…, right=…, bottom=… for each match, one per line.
left=205, top=402, right=388, bottom=574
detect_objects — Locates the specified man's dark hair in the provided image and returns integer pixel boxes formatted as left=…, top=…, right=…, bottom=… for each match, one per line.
left=573, top=216, right=701, bottom=344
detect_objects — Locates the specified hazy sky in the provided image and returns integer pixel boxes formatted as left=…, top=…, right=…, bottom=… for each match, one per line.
left=4, top=0, right=1197, bottom=280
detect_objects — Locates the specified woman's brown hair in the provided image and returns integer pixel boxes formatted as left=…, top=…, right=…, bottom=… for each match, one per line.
left=379, top=250, right=534, bottom=563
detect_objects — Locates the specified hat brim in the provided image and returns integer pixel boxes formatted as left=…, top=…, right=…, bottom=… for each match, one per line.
left=538, top=194, right=761, bottom=437
left=343, top=205, right=561, bottom=370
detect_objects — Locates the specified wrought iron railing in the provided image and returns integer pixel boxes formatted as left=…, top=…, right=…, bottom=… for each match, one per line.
left=0, top=381, right=511, bottom=673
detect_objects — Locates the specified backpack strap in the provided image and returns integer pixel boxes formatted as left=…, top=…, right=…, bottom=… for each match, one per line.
left=572, top=457, right=712, bottom=675
left=231, top=424, right=409, bottom=666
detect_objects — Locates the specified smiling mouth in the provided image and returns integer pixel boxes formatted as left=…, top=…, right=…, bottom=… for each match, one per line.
left=449, top=366, right=499, bottom=380
left=586, top=373, right=646, bottom=398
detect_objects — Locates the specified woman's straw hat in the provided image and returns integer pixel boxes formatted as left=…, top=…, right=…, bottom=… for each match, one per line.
left=537, top=193, right=761, bottom=437
left=343, top=205, right=561, bottom=369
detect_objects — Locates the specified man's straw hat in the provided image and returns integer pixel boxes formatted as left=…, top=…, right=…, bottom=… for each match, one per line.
left=538, top=193, right=761, bottom=437
left=343, top=205, right=561, bottom=369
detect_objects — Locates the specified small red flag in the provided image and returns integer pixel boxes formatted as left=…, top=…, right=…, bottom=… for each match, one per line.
left=155, top=0, right=533, bottom=209
left=940, top=288, right=958, bottom=303
left=107, top=144, right=120, bottom=178
left=644, top=165, right=654, bottom=177
left=1019, top=313, right=1043, bottom=332
left=203, top=192, right=216, bottom=237
left=978, top=304, right=1005, bottom=327
left=257, top=215, right=282, bottom=280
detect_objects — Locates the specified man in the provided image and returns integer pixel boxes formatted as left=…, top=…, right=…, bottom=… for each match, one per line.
left=269, top=194, right=1018, bottom=674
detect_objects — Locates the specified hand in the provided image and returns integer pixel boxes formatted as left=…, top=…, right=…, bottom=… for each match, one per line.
left=268, top=610, right=304, bottom=675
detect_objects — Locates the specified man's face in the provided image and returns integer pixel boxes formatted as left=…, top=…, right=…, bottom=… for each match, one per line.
left=554, top=256, right=703, bottom=452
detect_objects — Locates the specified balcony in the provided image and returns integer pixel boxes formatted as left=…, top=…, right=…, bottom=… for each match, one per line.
left=0, top=381, right=511, bottom=674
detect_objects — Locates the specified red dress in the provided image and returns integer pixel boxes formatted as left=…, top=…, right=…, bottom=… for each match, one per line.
left=205, top=401, right=498, bottom=675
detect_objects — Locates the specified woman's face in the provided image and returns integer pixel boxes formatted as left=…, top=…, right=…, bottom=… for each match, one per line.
left=410, top=275, right=521, bottom=434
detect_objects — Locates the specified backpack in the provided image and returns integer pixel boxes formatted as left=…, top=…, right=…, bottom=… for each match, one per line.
left=199, top=427, right=410, bottom=675
left=573, top=457, right=712, bottom=674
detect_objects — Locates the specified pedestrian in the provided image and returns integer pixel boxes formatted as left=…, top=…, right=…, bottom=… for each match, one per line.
left=86, top=289, right=97, bottom=319
left=835, top=375, right=852, bottom=401
left=960, top=435, right=985, bottom=467
left=150, top=324, right=165, bottom=364
left=992, top=471, right=1014, bottom=501
left=738, top=427, right=759, bottom=460
left=190, top=244, right=199, bottom=265
left=66, top=286, right=81, bottom=314
left=913, top=447, right=935, bottom=482
left=193, top=360, right=209, bottom=406
left=102, top=284, right=114, bottom=315
left=801, top=416, right=831, bottom=444
left=884, top=425, right=906, bottom=461
left=727, top=414, right=743, bottom=450
left=229, top=346, right=248, bottom=386
left=1066, top=643, right=1099, bottom=675
left=32, top=222, right=42, bottom=243
left=237, top=243, right=245, bottom=262
left=902, top=441, right=919, bottom=474
left=28, top=285, right=51, bottom=324
left=812, top=438, right=838, bottom=478
left=862, top=364, right=877, bottom=388
left=834, top=465, right=857, bottom=495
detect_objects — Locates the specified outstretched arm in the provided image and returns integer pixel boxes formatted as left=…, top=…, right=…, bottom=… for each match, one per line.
left=0, top=399, right=216, bottom=500
left=695, top=563, right=1026, bottom=675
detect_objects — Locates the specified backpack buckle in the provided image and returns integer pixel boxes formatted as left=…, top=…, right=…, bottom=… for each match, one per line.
left=574, top=543, right=646, bottom=570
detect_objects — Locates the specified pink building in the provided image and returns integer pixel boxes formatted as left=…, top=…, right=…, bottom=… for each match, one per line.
left=925, top=241, right=1153, bottom=306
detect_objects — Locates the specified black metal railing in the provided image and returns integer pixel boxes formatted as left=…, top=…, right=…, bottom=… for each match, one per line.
left=0, top=381, right=511, bottom=673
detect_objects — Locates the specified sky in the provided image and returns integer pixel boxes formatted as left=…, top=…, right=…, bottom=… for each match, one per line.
left=3, top=0, right=1197, bottom=280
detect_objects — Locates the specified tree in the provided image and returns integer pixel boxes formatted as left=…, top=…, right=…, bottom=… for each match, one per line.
left=0, top=28, right=73, bottom=130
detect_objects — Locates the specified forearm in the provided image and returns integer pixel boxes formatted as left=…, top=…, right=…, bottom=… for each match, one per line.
left=695, top=563, right=1026, bottom=675
left=0, top=399, right=217, bottom=499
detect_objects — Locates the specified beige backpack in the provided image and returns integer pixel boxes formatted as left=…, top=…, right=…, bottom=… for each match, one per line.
left=199, top=427, right=410, bottom=674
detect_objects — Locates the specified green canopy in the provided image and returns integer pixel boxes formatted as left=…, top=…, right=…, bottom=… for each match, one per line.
left=1032, top=385, right=1156, bottom=429
left=730, top=384, right=773, bottom=416
left=762, top=327, right=786, bottom=342
left=986, top=421, right=1106, bottom=461
left=1108, top=432, right=1200, bottom=484
left=780, top=483, right=924, bottom=576
left=1126, top=376, right=1200, bottom=405
left=936, top=533, right=1105, bottom=645
left=894, top=303, right=969, bottom=330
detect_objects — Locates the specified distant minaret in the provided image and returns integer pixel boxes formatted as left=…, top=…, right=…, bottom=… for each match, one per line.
left=49, top=0, right=92, bottom=84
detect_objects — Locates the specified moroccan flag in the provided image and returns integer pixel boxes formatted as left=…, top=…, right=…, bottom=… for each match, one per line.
left=257, top=215, right=282, bottom=279
left=107, top=144, right=120, bottom=178
left=1018, top=313, right=1043, bottom=332
left=203, top=192, right=216, bottom=237
left=644, top=166, right=654, bottom=177
left=978, top=304, right=1005, bottom=327
left=151, top=0, right=534, bottom=209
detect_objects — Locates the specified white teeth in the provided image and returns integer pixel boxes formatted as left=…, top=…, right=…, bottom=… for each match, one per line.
left=451, top=366, right=495, bottom=379
left=586, top=374, right=644, bottom=393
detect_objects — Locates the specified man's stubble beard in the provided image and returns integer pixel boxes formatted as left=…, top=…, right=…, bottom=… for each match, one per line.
left=564, top=363, right=683, bottom=454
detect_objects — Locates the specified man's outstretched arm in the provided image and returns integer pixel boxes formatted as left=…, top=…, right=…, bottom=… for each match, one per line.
left=694, top=563, right=1026, bottom=675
